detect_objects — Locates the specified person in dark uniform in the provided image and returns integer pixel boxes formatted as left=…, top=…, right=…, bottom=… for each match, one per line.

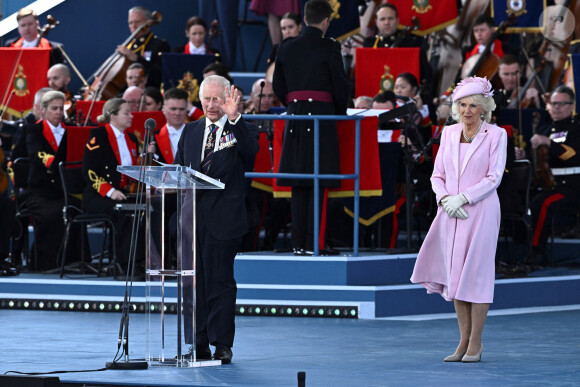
left=5, top=8, right=64, bottom=66
left=25, top=91, right=69, bottom=271
left=81, top=98, right=143, bottom=274
left=175, top=75, right=259, bottom=364
left=116, top=6, right=170, bottom=88
left=273, top=0, right=349, bottom=255
left=529, top=86, right=580, bottom=267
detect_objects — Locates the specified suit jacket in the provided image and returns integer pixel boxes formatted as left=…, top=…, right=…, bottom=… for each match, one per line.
left=174, top=117, right=259, bottom=240
left=82, top=125, right=139, bottom=198
left=25, top=120, right=68, bottom=198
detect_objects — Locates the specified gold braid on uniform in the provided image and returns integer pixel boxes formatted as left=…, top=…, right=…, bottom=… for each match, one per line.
left=88, top=170, right=106, bottom=192
left=558, top=144, right=576, bottom=160
left=37, top=151, right=53, bottom=167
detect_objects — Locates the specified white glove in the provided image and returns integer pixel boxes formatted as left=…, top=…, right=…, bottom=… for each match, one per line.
left=441, top=194, right=468, bottom=217
left=454, top=207, right=468, bottom=220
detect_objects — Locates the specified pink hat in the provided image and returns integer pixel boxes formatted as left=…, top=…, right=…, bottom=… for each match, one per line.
left=452, top=76, right=494, bottom=102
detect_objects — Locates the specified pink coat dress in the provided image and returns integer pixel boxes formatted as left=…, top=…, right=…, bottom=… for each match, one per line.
left=410, top=121, right=507, bottom=303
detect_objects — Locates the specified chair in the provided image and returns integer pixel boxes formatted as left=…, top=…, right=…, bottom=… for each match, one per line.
left=550, top=206, right=580, bottom=266
left=498, top=160, right=533, bottom=264
left=58, top=161, right=118, bottom=278
left=10, top=157, right=37, bottom=270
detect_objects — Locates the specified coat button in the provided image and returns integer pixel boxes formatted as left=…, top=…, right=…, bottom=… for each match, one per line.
left=293, top=99, right=297, bottom=103
left=307, top=128, right=311, bottom=132
left=308, top=98, right=312, bottom=102
left=308, top=112, right=312, bottom=115
left=105, top=166, right=108, bottom=169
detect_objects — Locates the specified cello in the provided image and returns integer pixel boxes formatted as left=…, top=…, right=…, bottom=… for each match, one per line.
left=84, top=11, right=162, bottom=101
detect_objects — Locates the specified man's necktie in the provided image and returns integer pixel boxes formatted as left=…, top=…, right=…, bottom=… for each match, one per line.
left=201, top=123, right=218, bottom=174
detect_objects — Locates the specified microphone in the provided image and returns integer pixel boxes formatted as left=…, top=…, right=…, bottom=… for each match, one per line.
left=257, top=80, right=265, bottom=113
left=144, top=118, right=157, bottom=132
left=394, top=95, right=414, bottom=102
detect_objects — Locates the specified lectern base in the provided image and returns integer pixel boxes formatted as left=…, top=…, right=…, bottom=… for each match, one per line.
left=106, top=360, right=149, bottom=370
left=148, top=358, right=222, bottom=368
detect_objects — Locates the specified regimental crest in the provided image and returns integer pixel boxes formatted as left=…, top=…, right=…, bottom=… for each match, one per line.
left=379, top=65, right=395, bottom=93
left=329, top=0, right=341, bottom=20
left=13, top=65, right=29, bottom=97
left=177, top=71, right=200, bottom=103
left=412, top=0, right=432, bottom=14
left=507, top=0, right=527, bottom=17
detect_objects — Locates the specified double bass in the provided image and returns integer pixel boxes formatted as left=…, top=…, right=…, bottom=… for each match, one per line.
left=84, top=11, right=162, bottom=101
left=460, top=13, right=516, bottom=86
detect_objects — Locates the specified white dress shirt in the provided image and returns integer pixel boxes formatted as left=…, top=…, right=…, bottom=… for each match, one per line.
left=111, top=125, right=133, bottom=166
left=167, top=124, right=185, bottom=157
left=47, top=121, right=65, bottom=146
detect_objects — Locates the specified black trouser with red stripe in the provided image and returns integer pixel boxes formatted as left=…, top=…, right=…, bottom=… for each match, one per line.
left=531, top=187, right=580, bottom=252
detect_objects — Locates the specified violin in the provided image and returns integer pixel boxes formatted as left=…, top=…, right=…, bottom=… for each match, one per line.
left=531, top=112, right=555, bottom=190
left=84, top=11, right=162, bottom=101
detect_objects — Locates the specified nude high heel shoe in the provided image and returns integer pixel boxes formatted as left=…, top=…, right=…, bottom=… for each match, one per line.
left=461, top=344, right=484, bottom=363
left=444, top=351, right=466, bottom=362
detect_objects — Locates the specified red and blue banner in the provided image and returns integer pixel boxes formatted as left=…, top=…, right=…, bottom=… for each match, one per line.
left=491, top=0, right=547, bottom=33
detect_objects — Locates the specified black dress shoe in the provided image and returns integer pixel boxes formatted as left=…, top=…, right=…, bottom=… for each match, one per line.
left=213, top=345, right=232, bottom=364
left=293, top=248, right=305, bottom=256
left=179, top=345, right=212, bottom=361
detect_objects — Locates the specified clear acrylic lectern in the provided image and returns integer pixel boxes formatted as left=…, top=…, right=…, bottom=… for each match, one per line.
left=118, top=165, right=224, bottom=367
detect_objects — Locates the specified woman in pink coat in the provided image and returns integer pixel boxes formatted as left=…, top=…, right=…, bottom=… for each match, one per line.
left=410, top=77, right=507, bottom=363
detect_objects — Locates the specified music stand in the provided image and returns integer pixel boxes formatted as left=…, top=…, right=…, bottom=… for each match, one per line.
left=117, top=165, right=224, bottom=367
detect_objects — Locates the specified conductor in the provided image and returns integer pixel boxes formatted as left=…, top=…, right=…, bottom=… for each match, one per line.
left=272, top=0, right=349, bottom=255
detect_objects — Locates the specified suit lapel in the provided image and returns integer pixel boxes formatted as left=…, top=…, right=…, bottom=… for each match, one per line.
left=460, top=121, right=489, bottom=178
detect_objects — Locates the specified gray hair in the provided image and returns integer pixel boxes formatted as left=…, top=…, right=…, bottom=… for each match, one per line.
left=199, top=75, right=230, bottom=101
left=34, top=87, right=53, bottom=107
left=41, top=90, right=66, bottom=108
left=129, top=6, right=151, bottom=20
left=97, top=98, right=127, bottom=123
left=451, top=94, right=496, bottom=123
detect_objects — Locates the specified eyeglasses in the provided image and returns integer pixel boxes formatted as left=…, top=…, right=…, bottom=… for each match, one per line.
left=551, top=101, right=574, bottom=107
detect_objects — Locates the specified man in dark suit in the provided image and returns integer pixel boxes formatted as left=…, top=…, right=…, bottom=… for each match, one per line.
left=116, top=6, right=170, bottom=88
left=273, top=0, right=349, bottom=255
left=5, top=8, right=64, bottom=66
left=174, top=75, right=259, bottom=364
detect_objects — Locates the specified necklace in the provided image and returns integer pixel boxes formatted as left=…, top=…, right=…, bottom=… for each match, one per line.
left=463, top=120, right=483, bottom=143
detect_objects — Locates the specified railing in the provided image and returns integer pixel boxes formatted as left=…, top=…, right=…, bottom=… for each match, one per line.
left=244, top=114, right=364, bottom=257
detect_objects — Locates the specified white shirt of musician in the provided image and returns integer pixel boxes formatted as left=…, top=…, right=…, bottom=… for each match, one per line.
left=106, top=125, right=132, bottom=197
left=47, top=120, right=65, bottom=146
left=168, top=124, right=185, bottom=156
left=188, top=41, right=206, bottom=55
left=21, top=39, right=38, bottom=48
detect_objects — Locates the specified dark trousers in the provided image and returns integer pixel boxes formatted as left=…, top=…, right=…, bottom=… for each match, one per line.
left=83, top=191, right=144, bottom=268
left=291, top=186, right=324, bottom=251
left=26, top=190, right=64, bottom=271
left=150, top=193, right=177, bottom=269
left=0, top=192, right=15, bottom=258
left=531, top=187, right=580, bottom=250
left=182, top=192, right=239, bottom=348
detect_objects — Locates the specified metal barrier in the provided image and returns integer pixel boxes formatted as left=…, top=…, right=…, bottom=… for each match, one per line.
left=244, top=114, right=364, bottom=257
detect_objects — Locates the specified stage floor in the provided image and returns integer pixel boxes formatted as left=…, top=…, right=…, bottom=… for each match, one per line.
left=2, top=307, right=579, bottom=386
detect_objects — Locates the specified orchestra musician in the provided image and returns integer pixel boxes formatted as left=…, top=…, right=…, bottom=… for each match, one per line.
left=494, top=54, right=542, bottom=110
left=116, top=6, right=170, bottom=88
left=529, top=86, right=580, bottom=268
left=461, top=15, right=516, bottom=64
left=175, top=16, right=220, bottom=58
left=122, top=86, right=144, bottom=113
left=4, top=8, right=64, bottom=66
left=142, top=86, right=163, bottom=112
left=125, top=63, right=148, bottom=90
left=81, top=98, right=145, bottom=276
left=47, top=64, right=75, bottom=124
left=24, top=91, right=70, bottom=271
